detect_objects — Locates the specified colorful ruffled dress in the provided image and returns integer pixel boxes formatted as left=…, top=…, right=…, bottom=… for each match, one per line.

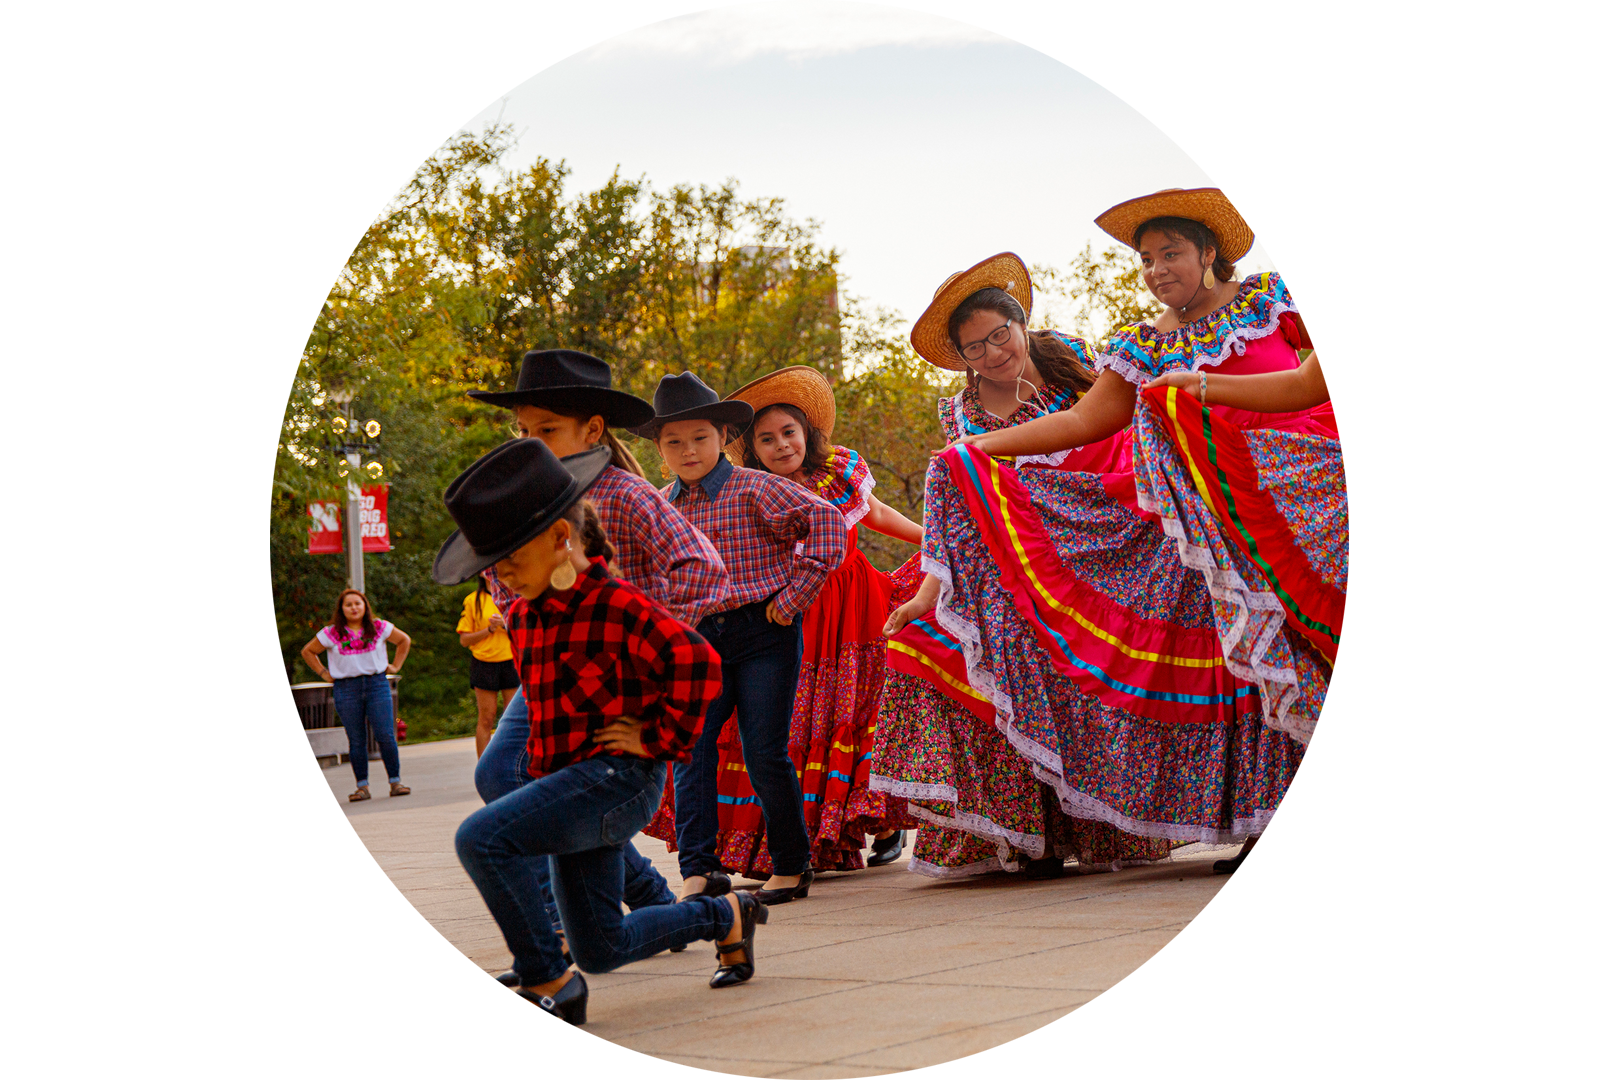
left=645, top=447, right=920, bottom=877
left=1105, top=272, right=1346, bottom=745
left=870, top=331, right=1303, bottom=877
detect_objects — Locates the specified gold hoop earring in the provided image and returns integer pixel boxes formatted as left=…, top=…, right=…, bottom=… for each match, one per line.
left=549, top=539, right=578, bottom=591
left=1202, top=265, right=1217, bottom=290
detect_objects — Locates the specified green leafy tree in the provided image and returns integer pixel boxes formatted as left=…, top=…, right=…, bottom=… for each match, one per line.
left=271, top=124, right=1166, bottom=740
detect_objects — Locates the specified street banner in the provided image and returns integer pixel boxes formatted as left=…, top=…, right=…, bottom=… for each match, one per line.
left=307, top=498, right=342, bottom=554
left=306, top=483, right=392, bottom=553
left=359, top=483, right=392, bottom=553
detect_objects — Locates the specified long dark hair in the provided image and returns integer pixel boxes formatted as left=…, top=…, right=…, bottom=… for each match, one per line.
left=946, top=288, right=1096, bottom=396
left=740, top=402, right=832, bottom=478
left=534, top=405, right=647, bottom=479
left=1132, top=215, right=1237, bottom=283
left=330, top=588, right=379, bottom=646
left=560, top=497, right=619, bottom=575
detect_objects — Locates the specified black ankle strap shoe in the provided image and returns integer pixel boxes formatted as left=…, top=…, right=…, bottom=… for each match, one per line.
left=710, top=891, right=769, bottom=989
left=516, top=971, right=588, bottom=1025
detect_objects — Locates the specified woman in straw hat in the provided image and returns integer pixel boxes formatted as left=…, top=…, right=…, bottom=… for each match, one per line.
left=699, top=367, right=925, bottom=877
left=935, top=191, right=1341, bottom=872
left=867, top=252, right=1189, bottom=879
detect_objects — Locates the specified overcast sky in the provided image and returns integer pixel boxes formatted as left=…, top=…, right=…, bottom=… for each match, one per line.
left=458, top=1, right=1274, bottom=328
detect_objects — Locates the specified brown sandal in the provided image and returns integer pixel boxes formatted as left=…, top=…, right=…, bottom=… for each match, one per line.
left=348, top=787, right=371, bottom=802
left=389, top=782, right=411, bottom=797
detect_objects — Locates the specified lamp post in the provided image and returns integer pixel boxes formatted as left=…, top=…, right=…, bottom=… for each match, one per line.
left=325, top=388, right=382, bottom=594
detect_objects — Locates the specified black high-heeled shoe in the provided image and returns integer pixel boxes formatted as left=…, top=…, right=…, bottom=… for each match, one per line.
left=868, top=831, right=906, bottom=867
left=1212, top=850, right=1249, bottom=875
left=710, top=891, right=769, bottom=989
left=751, top=869, right=813, bottom=906
left=516, top=971, right=588, bottom=1025
left=679, top=870, right=733, bottom=902
left=1024, top=856, right=1064, bottom=880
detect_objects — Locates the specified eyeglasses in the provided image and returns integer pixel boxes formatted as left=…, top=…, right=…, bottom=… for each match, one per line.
left=956, top=320, right=1015, bottom=363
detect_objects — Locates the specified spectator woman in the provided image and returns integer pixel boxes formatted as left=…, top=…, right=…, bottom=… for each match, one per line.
left=300, top=589, right=412, bottom=802
left=457, top=579, right=519, bottom=758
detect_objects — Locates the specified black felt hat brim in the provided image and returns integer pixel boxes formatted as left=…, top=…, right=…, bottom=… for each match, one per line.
left=465, top=385, right=655, bottom=429
left=430, top=446, right=613, bottom=585
left=633, top=401, right=756, bottom=440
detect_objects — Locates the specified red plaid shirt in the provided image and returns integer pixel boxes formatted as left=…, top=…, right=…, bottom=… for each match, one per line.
left=507, top=560, right=722, bottom=777
left=661, top=457, right=846, bottom=618
left=484, top=465, right=728, bottom=626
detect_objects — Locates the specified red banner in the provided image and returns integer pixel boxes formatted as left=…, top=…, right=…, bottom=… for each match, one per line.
left=306, top=484, right=392, bottom=554
left=358, top=484, right=392, bottom=552
left=307, top=498, right=342, bottom=554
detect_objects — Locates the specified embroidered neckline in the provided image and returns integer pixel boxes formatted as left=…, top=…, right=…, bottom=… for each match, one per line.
left=1097, top=272, right=1296, bottom=383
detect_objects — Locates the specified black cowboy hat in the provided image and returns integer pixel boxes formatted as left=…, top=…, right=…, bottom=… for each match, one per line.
left=431, top=442, right=612, bottom=585
left=466, top=349, right=655, bottom=429
left=633, top=372, right=755, bottom=440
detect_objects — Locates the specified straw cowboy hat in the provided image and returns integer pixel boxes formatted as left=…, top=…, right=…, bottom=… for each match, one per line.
left=909, top=252, right=1033, bottom=372
left=632, top=372, right=756, bottom=440
left=721, top=366, right=835, bottom=461
left=1094, top=187, right=1255, bottom=263
left=431, top=442, right=612, bottom=585
left=465, top=349, right=655, bottom=430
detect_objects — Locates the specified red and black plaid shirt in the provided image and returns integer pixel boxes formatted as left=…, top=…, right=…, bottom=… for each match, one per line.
left=662, top=457, right=846, bottom=618
left=507, top=559, right=722, bottom=777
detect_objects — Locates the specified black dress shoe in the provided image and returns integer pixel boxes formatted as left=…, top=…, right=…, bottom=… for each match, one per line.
left=710, top=892, right=769, bottom=989
left=868, top=831, right=906, bottom=867
left=516, top=971, right=588, bottom=1025
left=679, top=871, right=733, bottom=901
left=1024, top=856, right=1064, bottom=880
left=752, top=869, right=813, bottom=906
left=494, top=970, right=521, bottom=987
left=1212, top=850, right=1249, bottom=875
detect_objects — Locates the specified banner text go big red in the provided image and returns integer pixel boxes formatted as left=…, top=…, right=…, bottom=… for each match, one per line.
left=307, top=483, right=391, bottom=554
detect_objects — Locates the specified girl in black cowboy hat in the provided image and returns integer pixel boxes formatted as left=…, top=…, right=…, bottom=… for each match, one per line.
left=636, top=372, right=847, bottom=906
left=438, top=439, right=770, bottom=1025
left=466, top=349, right=730, bottom=981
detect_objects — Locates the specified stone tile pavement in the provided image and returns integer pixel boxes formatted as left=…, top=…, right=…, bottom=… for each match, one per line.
left=328, top=736, right=1239, bottom=1076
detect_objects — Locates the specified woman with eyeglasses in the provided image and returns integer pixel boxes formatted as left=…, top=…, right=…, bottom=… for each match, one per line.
left=870, top=252, right=1204, bottom=880
left=933, top=191, right=1337, bottom=875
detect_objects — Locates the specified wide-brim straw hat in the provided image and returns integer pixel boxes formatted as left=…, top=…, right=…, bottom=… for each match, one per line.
left=722, top=366, right=835, bottom=461
left=910, top=252, right=1032, bottom=372
left=1094, top=187, right=1255, bottom=262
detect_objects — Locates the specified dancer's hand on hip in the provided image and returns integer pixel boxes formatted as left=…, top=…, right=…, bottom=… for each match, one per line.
left=593, top=718, right=652, bottom=757
left=765, top=599, right=793, bottom=626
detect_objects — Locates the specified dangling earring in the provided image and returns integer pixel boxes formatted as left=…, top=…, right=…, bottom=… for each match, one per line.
left=658, top=459, right=672, bottom=480
left=1202, top=264, right=1217, bottom=290
left=549, top=538, right=578, bottom=591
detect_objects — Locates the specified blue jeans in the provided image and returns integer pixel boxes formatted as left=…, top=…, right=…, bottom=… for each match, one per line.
left=675, top=600, right=810, bottom=879
left=474, top=688, right=676, bottom=933
left=332, top=673, right=399, bottom=786
left=456, top=755, right=735, bottom=986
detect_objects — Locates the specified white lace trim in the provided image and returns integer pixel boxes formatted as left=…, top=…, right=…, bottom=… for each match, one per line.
left=1100, top=297, right=1296, bottom=384
left=867, top=775, right=956, bottom=803
left=1144, top=471, right=1316, bottom=746
left=907, top=855, right=1006, bottom=880
left=952, top=391, right=1074, bottom=471
left=843, top=466, right=875, bottom=530
left=922, top=547, right=1272, bottom=844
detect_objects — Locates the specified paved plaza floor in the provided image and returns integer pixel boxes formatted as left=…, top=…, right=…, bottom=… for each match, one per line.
left=328, top=736, right=1239, bottom=1076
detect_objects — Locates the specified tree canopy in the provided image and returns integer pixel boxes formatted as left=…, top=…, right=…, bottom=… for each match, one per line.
left=271, top=124, right=1160, bottom=738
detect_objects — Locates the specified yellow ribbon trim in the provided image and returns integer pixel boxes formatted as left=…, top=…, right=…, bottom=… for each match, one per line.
left=983, top=450, right=1225, bottom=669
left=886, top=640, right=990, bottom=702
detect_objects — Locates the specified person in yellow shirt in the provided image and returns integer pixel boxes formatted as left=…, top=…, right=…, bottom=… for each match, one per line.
left=458, top=582, right=520, bottom=757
